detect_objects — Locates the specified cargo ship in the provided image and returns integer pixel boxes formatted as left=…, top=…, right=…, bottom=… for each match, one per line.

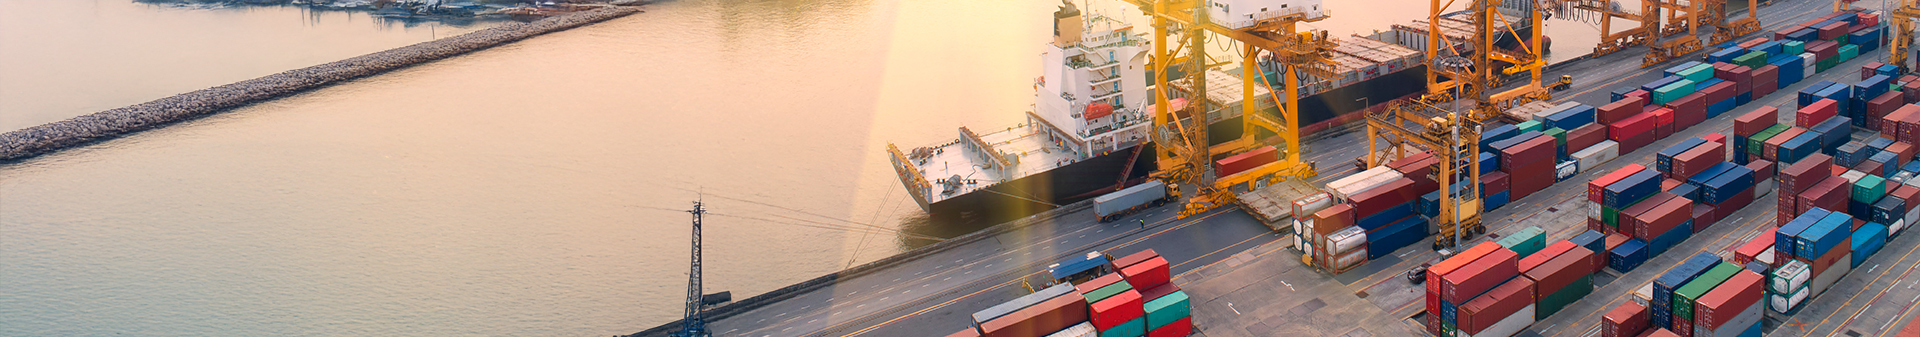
left=888, top=3, right=1512, bottom=219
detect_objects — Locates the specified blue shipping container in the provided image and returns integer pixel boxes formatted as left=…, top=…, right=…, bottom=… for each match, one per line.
left=1357, top=202, right=1414, bottom=231
left=1485, top=190, right=1511, bottom=210
left=1690, top=162, right=1740, bottom=186
left=1547, top=104, right=1597, bottom=131
left=1800, top=81, right=1837, bottom=107
left=1780, top=132, right=1822, bottom=164
left=1660, top=138, right=1710, bottom=173
left=1797, top=212, right=1852, bottom=258
left=1481, top=125, right=1520, bottom=152
left=1645, top=76, right=1684, bottom=92
left=1873, top=151, right=1900, bottom=169
left=1703, top=166, right=1756, bottom=204
left=1647, top=220, right=1695, bottom=258
left=1670, top=183, right=1701, bottom=202
left=1653, top=253, right=1723, bottom=313
left=1611, top=239, right=1649, bottom=273
left=1852, top=222, right=1888, bottom=267
left=1570, top=230, right=1606, bottom=256
left=1710, top=48, right=1746, bottom=63
left=1605, top=170, right=1663, bottom=209
left=1368, top=216, right=1429, bottom=259
left=1777, top=208, right=1833, bottom=260
left=1479, top=152, right=1499, bottom=174
left=1757, top=40, right=1785, bottom=56
left=1811, top=117, right=1851, bottom=151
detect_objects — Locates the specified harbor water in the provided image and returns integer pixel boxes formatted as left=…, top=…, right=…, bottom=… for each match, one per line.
left=2, top=0, right=1612, bottom=335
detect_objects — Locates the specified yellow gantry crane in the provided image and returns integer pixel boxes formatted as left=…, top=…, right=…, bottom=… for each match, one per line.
left=1364, top=0, right=1556, bottom=248
left=1564, top=0, right=1759, bottom=67
left=1122, top=0, right=1339, bottom=219
left=1890, top=0, right=1919, bottom=71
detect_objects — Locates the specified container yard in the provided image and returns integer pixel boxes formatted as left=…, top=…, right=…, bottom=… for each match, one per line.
left=640, top=0, right=1920, bottom=336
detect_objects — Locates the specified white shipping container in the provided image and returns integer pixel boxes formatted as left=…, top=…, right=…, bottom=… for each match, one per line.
left=1906, top=176, right=1920, bottom=189
left=1757, top=248, right=1775, bottom=266
left=1754, top=179, right=1776, bottom=197
left=1589, top=202, right=1603, bottom=219
left=1842, top=170, right=1867, bottom=184
left=1698, top=300, right=1764, bottom=337
left=1633, top=282, right=1654, bottom=306
left=1893, top=219, right=1907, bottom=237
left=1293, top=192, right=1335, bottom=220
left=1773, top=260, right=1810, bottom=294
left=1810, top=253, right=1853, bottom=297
left=1046, top=322, right=1097, bottom=337
left=1904, top=205, right=1920, bottom=228
left=1557, top=162, right=1579, bottom=181
left=1326, top=166, right=1403, bottom=201
left=1333, top=247, right=1368, bottom=269
left=1330, top=226, right=1369, bottom=254
left=1771, top=285, right=1808, bottom=313
left=1575, top=141, right=1621, bottom=171
left=1460, top=304, right=1536, bottom=337
left=1801, top=53, right=1815, bottom=68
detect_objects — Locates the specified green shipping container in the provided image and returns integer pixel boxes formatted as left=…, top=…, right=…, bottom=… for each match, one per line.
left=1442, top=320, right=1457, bottom=337
left=1518, top=120, right=1544, bottom=133
left=1748, top=125, right=1789, bottom=156
left=1101, top=317, right=1146, bottom=337
left=1818, top=57, right=1837, bottom=72
left=1840, top=44, right=1859, bottom=62
left=1680, top=63, right=1715, bottom=82
left=1674, top=263, right=1739, bottom=321
left=1784, top=41, right=1805, bottom=55
left=1603, top=205, right=1620, bottom=228
left=1145, top=290, right=1191, bottom=330
left=1546, top=128, right=1568, bottom=146
left=1498, top=226, right=1548, bottom=259
left=1538, top=274, right=1594, bottom=320
left=1855, top=175, right=1888, bottom=203
left=1086, top=280, right=1134, bottom=303
left=1655, top=79, right=1698, bottom=104
left=1735, top=51, right=1768, bottom=69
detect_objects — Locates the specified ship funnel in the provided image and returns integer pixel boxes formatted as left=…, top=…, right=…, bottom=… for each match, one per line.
left=1053, top=0, right=1084, bottom=48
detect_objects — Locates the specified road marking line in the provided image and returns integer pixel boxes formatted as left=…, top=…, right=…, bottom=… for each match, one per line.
left=1552, top=213, right=1768, bottom=337
left=1229, top=302, right=1242, bottom=315
left=1810, top=236, right=1920, bottom=335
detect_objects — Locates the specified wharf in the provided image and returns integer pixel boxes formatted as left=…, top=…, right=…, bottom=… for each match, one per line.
left=629, top=0, right=1920, bottom=336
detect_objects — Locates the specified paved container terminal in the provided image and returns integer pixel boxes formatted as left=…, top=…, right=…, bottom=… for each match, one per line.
left=625, top=0, right=1920, bottom=336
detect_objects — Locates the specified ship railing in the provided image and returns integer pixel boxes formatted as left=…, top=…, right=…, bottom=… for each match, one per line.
left=1216, top=7, right=1328, bottom=30
left=959, top=127, right=1013, bottom=173
left=1026, top=111, right=1087, bottom=156
left=886, top=143, right=935, bottom=210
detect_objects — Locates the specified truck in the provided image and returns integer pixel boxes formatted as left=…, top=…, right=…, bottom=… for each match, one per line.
left=1094, top=180, right=1179, bottom=222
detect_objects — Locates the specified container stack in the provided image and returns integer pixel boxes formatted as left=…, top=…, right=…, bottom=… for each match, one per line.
left=959, top=282, right=1090, bottom=337
left=1114, top=250, right=1191, bottom=337
left=1521, top=238, right=1597, bottom=320
left=1598, top=251, right=1766, bottom=337
left=1425, top=242, right=1517, bottom=337
left=1317, top=159, right=1435, bottom=268
left=1589, top=163, right=1710, bottom=273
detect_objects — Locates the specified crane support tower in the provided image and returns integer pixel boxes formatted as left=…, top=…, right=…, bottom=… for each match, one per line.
left=1121, top=0, right=1338, bottom=219
left=673, top=201, right=710, bottom=337
left=1890, top=0, right=1920, bottom=72
left=1363, top=0, right=1556, bottom=249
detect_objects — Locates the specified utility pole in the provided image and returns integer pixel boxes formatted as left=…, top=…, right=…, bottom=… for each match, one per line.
left=675, top=201, right=710, bottom=337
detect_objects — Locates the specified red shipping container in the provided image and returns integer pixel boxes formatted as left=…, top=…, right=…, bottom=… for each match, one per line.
left=1883, top=105, right=1920, bottom=139
left=1622, top=125, right=1659, bottom=154
left=1509, top=161, right=1556, bottom=200
left=1501, top=136, right=1556, bottom=169
left=1604, top=301, right=1651, bottom=337
left=1113, top=250, right=1160, bottom=270
left=1715, top=186, right=1753, bottom=221
left=1807, top=236, right=1852, bottom=276
left=1697, top=271, right=1765, bottom=332
left=1670, top=93, right=1708, bottom=130
left=1780, top=153, right=1833, bottom=194
left=1905, top=82, right=1920, bottom=104
left=1734, top=228, right=1776, bottom=265
left=1734, top=106, right=1779, bottom=137
left=1859, top=160, right=1886, bottom=176
left=1525, top=247, right=1595, bottom=296
left=1429, top=242, right=1504, bottom=294
left=1601, top=96, right=1647, bottom=124
left=1649, top=328, right=1683, bottom=337
left=1459, top=276, right=1537, bottom=335
left=1754, top=65, right=1779, bottom=84
left=1798, top=177, right=1850, bottom=217
left=1763, top=128, right=1807, bottom=162
left=1350, top=178, right=1416, bottom=216
left=1866, top=62, right=1890, bottom=80
left=1138, top=283, right=1181, bottom=303
left=979, top=292, right=1089, bottom=337
left=1819, top=21, right=1847, bottom=40
left=1748, top=160, right=1774, bottom=182
left=1077, top=273, right=1125, bottom=295
left=1871, top=92, right=1904, bottom=128
left=1652, top=108, right=1676, bottom=139
left=1691, top=203, right=1717, bottom=232
left=1671, top=143, right=1725, bottom=179
left=1120, top=256, right=1171, bottom=290
left=1483, top=171, right=1512, bottom=194
left=1442, top=247, right=1519, bottom=303
left=1620, top=193, right=1681, bottom=239
left=1703, top=82, right=1735, bottom=105
left=1612, top=113, right=1656, bottom=141
left=1753, top=79, right=1778, bottom=98
left=1589, top=217, right=1610, bottom=236
left=947, top=328, right=981, bottom=337
left=1521, top=241, right=1578, bottom=272
left=1888, top=142, right=1918, bottom=163
left=1313, top=204, right=1355, bottom=235
left=1799, top=99, right=1839, bottom=127
left=1090, top=290, right=1144, bottom=330
left=1145, top=317, right=1191, bottom=337
left=1592, top=164, right=1650, bottom=202
left=1215, top=146, right=1278, bottom=177
left=1703, top=133, right=1727, bottom=149
left=1633, top=197, right=1693, bottom=241
left=1896, top=186, right=1920, bottom=213
left=1570, top=124, right=1609, bottom=151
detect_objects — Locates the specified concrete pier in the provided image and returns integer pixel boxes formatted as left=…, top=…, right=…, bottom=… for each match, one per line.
left=0, top=6, right=642, bottom=162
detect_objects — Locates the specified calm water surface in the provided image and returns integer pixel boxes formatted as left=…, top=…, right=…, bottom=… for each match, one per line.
left=1, top=0, right=1609, bottom=335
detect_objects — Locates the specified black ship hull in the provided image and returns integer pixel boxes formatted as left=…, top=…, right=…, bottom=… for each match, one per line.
left=927, top=142, right=1158, bottom=223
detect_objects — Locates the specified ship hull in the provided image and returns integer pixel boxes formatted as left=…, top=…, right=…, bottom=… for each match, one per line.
left=926, top=142, right=1158, bottom=222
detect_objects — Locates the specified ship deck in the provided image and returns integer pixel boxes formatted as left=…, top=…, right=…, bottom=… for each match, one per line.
left=636, top=1, right=1920, bottom=336
left=913, top=122, right=1080, bottom=205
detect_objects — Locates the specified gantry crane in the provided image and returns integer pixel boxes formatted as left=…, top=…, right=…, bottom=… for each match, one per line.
left=1703, top=0, right=1761, bottom=46
left=1889, top=0, right=1919, bottom=72
left=1560, top=0, right=1758, bottom=68
left=1363, top=0, right=1557, bottom=248
left=1122, top=0, right=1339, bottom=219
left=1641, top=0, right=1704, bottom=67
